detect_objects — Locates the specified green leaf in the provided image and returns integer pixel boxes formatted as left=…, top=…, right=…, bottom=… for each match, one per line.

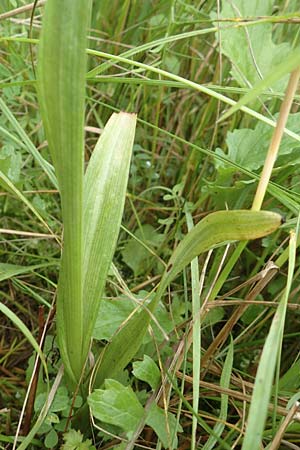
left=82, top=112, right=137, bottom=359
left=164, top=55, right=180, bottom=75
left=93, top=296, right=135, bottom=341
left=93, top=291, right=179, bottom=343
left=215, top=0, right=291, bottom=89
left=37, top=0, right=92, bottom=382
left=61, top=429, right=94, bottom=450
left=203, top=307, right=224, bottom=326
left=88, top=379, right=181, bottom=448
left=203, top=339, right=233, bottom=450
left=278, top=360, right=300, bottom=391
left=44, top=429, right=58, bottom=449
left=242, top=229, right=297, bottom=449
left=121, top=224, right=164, bottom=276
left=88, top=379, right=144, bottom=438
left=146, top=403, right=182, bottom=450
left=216, top=112, right=300, bottom=175
left=94, top=210, right=282, bottom=388
left=220, top=49, right=300, bottom=121
left=34, top=387, right=69, bottom=413
left=132, top=355, right=161, bottom=390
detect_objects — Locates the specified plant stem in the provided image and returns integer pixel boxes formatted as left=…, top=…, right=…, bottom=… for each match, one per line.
left=252, top=67, right=300, bottom=211
left=208, top=68, right=300, bottom=303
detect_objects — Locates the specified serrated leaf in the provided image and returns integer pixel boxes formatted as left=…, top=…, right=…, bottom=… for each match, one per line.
left=88, top=379, right=144, bottom=438
left=216, top=112, right=300, bottom=175
left=215, top=0, right=291, bottom=89
left=220, top=49, right=300, bottom=121
left=61, top=429, right=93, bottom=450
left=132, top=355, right=161, bottom=390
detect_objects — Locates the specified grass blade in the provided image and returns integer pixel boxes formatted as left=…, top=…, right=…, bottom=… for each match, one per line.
left=0, top=262, right=57, bottom=282
left=241, top=229, right=297, bottom=450
left=0, top=97, right=57, bottom=188
left=202, top=338, right=233, bottom=450
left=0, top=170, right=55, bottom=236
left=185, top=211, right=201, bottom=450
left=0, top=302, right=48, bottom=381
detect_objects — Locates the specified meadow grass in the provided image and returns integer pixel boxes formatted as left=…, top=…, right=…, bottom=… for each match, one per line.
left=0, top=1, right=300, bottom=449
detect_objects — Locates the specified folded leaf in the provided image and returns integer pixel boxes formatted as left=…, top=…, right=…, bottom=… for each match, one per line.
left=94, top=210, right=282, bottom=387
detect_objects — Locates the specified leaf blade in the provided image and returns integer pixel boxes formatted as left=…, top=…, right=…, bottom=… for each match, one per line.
left=37, top=0, right=92, bottom=382
left=82, top=112, right=136, bottom=359
left=94, top=210, right=282, bottom=387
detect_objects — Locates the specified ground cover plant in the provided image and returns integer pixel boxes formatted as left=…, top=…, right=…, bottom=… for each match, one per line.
left=1, top=0, right=300, bottom=449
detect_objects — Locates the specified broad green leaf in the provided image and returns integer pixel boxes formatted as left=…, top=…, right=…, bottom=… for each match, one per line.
left=34, top=387, right=69, bottom=413
left=44, top=429, right=58, bottom=449
left=216, top=113, right=300, bottom=175
left=220, top=49, right=300, bottom=121
left=132, top=355, right=161, bottom=390
left=37, top=0, right=92, bottom=382
left=88, top=379, right=181, bottom=448
left=215, top=0, right=291, bottom=90
left=146, top=403, right=182, bottom=450
left=94, top=210, right=282, bottom=387
left=242, top=230, right=296, bottom=450
left=82, top=112, right=137, bottom=359
left=203, top=307, right=224, bottom=326
left=88, top=379, right=144, bottom=438
left=93, top=292, right=179, bottom=343
left=93, top=296, right=135, bottom=341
